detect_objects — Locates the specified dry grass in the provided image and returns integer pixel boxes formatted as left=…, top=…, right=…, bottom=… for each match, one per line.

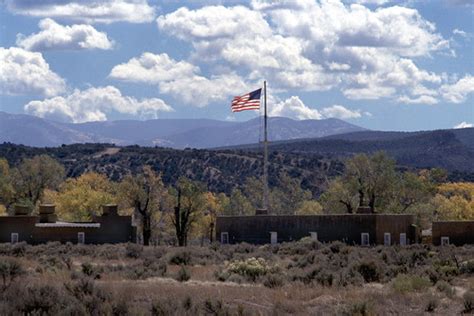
left=0, top=241, right=473, bottom=315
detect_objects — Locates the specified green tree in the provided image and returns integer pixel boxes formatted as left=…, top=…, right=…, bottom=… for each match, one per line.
left=0, top=158, right=15, bottom=210
left=120, top=166, right=170, bottom=246
left=320, top=177, right=358, bottom=214
left=12, top=155, right=65, bottom=208
left=226, top=188, right=253, bottom=215
left=172, top=177, right=207, bottom=247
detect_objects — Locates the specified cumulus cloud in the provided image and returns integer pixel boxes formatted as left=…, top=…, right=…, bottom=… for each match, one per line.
left=440, top=75, right=474, bottom=103
left=17, top=19, right=114, bottom=51
left=24, top=86, right=173, bottom=123
left=110, top=52, right=249, bottom=106
left=0, top=47, right=66, bottom=96
left=453, top=121, right=473, bottom=129
left=5, top=0, right=155, bottom=24
left=153, top=1, right=452, bottom=104
left=321, top=105, right=363, bottom=119
left=270, top=96, right=323, bottom=120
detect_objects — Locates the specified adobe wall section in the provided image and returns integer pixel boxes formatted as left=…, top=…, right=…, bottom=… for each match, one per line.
left=216, top=214, right=415, bottom=245
left=432, top=221, right=474, bottom=246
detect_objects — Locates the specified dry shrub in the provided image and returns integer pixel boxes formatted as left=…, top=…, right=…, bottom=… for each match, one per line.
left=391, top=274, right=431, bottom=293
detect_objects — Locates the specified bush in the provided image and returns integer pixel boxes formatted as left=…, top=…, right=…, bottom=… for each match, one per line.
left=0, top=258, right=24, bottom=291
left=464, top=291, right=474, bottom=313
left=424, top=295, right=438, bottom=313
left=435, top=280, right=454, bottom=297
left=391, top=274, right=431, bottom=293
left=263, top=274, right=285, bottom=288
left=176, top=265, right=191, bottom=282
left=460, top=260, right=474, bottom=274
left=357, top=260, right=381, bottom=283
left=225, top=257, right=271, bottom=282
left=125, top=243, right=143, bottom=259
left=168, top=250, right=192, bottom=265
left=343, top=301, right=374, bottom=316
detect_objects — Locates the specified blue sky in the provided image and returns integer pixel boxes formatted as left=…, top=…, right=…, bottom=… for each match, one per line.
left=0, top=0, right=472, bottom=131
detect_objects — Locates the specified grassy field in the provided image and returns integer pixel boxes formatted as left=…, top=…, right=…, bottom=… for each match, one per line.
left=0, top=241, right=473, bottom=315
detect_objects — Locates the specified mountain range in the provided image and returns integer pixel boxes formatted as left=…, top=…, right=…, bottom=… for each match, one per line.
left=0, top=111, right=365, bottom=148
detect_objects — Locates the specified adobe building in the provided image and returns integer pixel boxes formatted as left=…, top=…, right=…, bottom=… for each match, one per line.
left=0, top=204, right=136, bottom=244
left=217, top=207, right=419, bottom=246
left=432, top=221, right=474, bottom=246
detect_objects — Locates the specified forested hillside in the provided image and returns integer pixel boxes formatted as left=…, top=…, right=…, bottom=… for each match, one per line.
left=0, top=143, right=343, bottom=196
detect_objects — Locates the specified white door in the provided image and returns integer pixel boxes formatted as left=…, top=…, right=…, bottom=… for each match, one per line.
left=310, top=232, right=318, bottom=241
left=441, top=236, right=450, bottom=246
left=78, top=232, right=85, bottom=244
left=400, top=233, right=407, bottom=246
left=221, top=232, right=229, bottom=244
left=270, top=232, right=278, bottom=245
left=384, top=233, right=391, bottom=246
left=11, top=233, right=19, bottom=244
left=361, top=233, right=369, bottom=246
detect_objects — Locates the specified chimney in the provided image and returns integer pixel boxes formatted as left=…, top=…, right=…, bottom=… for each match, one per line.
left=14, top=204, right=30, bottom=216
left=356, top=206, right=372, bottom=214
left=102, top=204, right=118, bottom=216
left=255, top=208, right=268, bottom=215
left=39, top=204, right=57, bottom=223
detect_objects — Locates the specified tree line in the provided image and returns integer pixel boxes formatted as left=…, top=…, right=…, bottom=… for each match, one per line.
left=0, top=152, right=473, bottom=245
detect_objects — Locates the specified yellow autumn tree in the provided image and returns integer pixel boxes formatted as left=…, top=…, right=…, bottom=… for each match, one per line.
left=432, top=182, right=474, bottom=220
left=44, top=172, right=117, bottom=221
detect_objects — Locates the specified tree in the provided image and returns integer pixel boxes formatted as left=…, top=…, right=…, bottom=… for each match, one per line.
left=295, top=200, right=323, bottom=215
left=320, top=177, right=358, bottom=214
left=386, top=172, right=434, bottom=214
left=11, top=155, right=65, bottom=208
left=43, top=172, right=117, bottom=221
left=196, top=192, right=228, bottom=244
left=226, top=188, right=253, bottom=215
left=120, top=166, right=169, bottom=246
left=275, top=173, right=312, bottom=214
left=431, top=182, right=474, bottom=220
left=172, top=177, right=207, bottom=247
left=0, top=158, right=15, bottom=210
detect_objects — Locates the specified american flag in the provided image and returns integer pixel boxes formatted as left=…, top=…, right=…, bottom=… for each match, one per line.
left=231, top=88, right=262, bottom=112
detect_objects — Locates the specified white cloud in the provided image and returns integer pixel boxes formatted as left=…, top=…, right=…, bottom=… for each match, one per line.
left=110, top=52, right=249, bottom=106
left=453, top=28, right=468, bottom=37
left=397, top=95, right=439, bottom=105
left=353, top=0, right=391, bottom=4
left=16, top=18, right=114, bottom=51
left=453, top=122, right=473, bottom=129
left=440, top=75, right=474, bottom=103
left=270, top=96, right=323, bottom=120
left=24, top=86, right=173, bottom=123
left=0, top=47, right=66, bottom=96
left=155, top=1, right=450, bottom=103
left=321, top=105, right=363, bottom=119
left=5, top=0, right=155, bottom=24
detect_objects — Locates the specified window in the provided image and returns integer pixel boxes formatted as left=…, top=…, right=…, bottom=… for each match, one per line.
left=384, top=233, right=391, bottom=246
left=11, top=233, right=18, bottom=244
left=400, top=233, right=407, bottom=246
left=221, top=232, right=229, bottom=244
left=77, top=232, right=85, bottom=244
left=310, top=232, right=318, bottom=241
left=270, top=232, right=278, bottom=245
left=441, top=236, right=450, bottom=246
left=361, top=233, right=370, bottom=246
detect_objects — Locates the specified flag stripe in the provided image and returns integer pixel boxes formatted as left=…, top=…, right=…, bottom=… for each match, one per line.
left=231, top=88, right=261, bottom=113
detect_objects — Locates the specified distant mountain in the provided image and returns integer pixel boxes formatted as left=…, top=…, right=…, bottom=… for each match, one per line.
left=0, top=112, right=365, bottom=148
left=232, top=128, right=474, bottom=172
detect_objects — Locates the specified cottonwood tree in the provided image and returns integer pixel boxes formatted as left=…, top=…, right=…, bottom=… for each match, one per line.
left=120, top=166, right=169, bottom=246
left=12, top=155, right=65, bottom=209
left=172, top=177, right=207, bottom=247
left=43, top=172, right=117, bottom=221
left=320, top=177, right=359, bottom=213
left=0, top=158, right=15, bottom=211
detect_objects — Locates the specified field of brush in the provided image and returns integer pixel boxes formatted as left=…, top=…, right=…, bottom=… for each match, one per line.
left=0, top=241, right=473, bottom=315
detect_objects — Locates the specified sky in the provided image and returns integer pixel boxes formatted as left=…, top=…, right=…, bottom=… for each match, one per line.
left=0, top=0, right=473, bottom=131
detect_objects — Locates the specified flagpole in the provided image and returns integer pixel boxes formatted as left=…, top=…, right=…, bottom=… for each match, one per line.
left=263, top=81, right=269, bottom=211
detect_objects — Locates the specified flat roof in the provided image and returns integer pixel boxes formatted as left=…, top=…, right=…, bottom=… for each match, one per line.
left=35, top=222, right=101, bottom=228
